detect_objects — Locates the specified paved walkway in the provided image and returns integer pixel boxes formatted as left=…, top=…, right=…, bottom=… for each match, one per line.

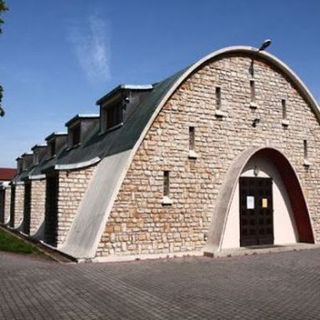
left=0, top=248, right=320, bottom=319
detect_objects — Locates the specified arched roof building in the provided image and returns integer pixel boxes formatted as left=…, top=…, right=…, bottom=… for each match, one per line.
left=7, top=46, right=320, bottom=261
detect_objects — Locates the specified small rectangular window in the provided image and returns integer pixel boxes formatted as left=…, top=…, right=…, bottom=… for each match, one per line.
left=215, top=87, right=221, bottom=109
left=282, top=99, right=287, bottom=120
left=304, top=140, right=308, bottom=160
left=163, top=171, right=170, bottom=197
left=250, top=80, right=255, bottom=102
left=106, top=105, right=123, bottom=130
left=189, top=127, right=195, bottom=151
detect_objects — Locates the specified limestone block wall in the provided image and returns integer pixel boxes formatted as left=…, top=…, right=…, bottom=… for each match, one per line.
left=30, top=179, right=46, bottom=235
left=4, top=188, right=11, bottom=224
left=96, top=54, right=320, bottom=257
left=57, top=166, right=96, bottom=245
left=14, top=184, right=24, bottom=228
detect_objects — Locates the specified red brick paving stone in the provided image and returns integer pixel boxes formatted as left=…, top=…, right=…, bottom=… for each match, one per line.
left=0, top=249, right=320, bottom=319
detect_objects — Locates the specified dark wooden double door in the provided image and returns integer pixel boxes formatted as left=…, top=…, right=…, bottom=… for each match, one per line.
left=239, top=177, right=274, bottom=246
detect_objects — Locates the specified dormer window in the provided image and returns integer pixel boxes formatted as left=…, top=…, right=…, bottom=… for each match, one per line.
left=32, top=144, right=48, bottom=166
left=65, top=114, right=99, bottom=147
left=106, top=105, right=123, bottom=129
left=97, top=84, right=153, bottom=134
left=21, top=154, right=33, bottom=171
left=101, top=104, right=123, bottom=133
left=71, top=123, right=81, bottom=146
left=45, top=132, right=67, bottom=158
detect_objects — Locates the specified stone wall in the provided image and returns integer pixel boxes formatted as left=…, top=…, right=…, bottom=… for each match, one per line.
left=30, top=179, right=46, bottom=235
left=57, top=166, right=96, bottom=245
left=4, top=187, right=11, bottom=224
left=14, top=184, right=24, bottom=228
left=96, top=54, right=320, bottom=257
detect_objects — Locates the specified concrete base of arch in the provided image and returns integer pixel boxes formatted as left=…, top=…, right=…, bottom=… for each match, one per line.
left=203, top=146, right=315, bottom=256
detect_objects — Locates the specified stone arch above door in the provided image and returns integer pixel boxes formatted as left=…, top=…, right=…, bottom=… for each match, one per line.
left=203, top=147, right=315, bottom=255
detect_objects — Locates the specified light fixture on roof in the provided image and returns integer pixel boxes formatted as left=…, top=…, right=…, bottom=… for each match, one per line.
left=249, top=38, right=272, bottom=77
left=258, top=39, right=272, bottom=52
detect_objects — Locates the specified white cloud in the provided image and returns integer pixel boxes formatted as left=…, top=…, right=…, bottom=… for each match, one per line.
left=68, top=14, right=111, bottom=83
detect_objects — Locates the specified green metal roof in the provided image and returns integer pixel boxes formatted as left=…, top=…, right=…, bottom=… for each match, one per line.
left=10, top=67, right=186, bottom=182
left=36, top=68, right=187, bottom=173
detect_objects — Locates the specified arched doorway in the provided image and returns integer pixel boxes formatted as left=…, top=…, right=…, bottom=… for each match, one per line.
left=204, top=147, right=314, bottom=254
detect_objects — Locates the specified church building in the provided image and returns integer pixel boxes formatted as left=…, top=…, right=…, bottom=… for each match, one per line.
left=5, top=45, right=319, bottom=261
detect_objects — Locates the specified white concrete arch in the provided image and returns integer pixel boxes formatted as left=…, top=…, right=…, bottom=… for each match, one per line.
left=203, top=147, right=315, bottom=255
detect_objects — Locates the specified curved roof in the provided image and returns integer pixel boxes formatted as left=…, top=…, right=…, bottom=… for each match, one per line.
left=67, top=46, right=320, bottom=168
left=20, top=46, right=320, bottom=177
left=40, top=68, right=187, bottom=172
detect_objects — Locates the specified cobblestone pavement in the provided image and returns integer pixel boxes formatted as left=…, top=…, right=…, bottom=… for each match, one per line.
left=0, top=249, right=320, bottom=320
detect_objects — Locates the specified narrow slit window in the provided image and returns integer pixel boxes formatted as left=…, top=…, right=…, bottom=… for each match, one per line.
left=282, top=99, right=287, bottom=120
left=189, top=127, right=195, bottom=151
left=163, top=171, right=170, bottom=197
left=250, top=80, right=255, bottom=102
left=215, top=87, right=221, bottom=109
left=304, top=140, right=308, bottom=160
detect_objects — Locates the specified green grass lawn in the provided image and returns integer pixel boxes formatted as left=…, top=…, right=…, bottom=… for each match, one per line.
left=0, top=228, right=42, bottom=255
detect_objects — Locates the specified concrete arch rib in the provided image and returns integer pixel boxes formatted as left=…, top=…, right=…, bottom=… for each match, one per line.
left=203, top=147, right=315, bottom=255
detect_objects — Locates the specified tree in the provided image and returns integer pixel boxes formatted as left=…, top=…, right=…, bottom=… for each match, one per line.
left=0, top=0, right=8, bottom=117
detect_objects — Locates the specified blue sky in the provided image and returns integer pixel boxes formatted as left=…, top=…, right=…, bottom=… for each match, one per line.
left=0, top=0, right=319, bottom=167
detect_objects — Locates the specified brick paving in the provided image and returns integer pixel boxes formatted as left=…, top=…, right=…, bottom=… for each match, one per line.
left=0, top=249, right=320, bottom=319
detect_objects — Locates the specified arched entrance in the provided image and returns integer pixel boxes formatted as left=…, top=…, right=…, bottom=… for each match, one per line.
left=204, top=147, right=314, bottom=254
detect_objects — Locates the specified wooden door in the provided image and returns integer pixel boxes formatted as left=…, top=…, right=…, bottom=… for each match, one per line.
left=239, top=177, right=273, bottom=246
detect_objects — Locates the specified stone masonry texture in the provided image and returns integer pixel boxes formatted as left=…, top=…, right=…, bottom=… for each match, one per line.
left=30, top=179, right=46, bottom=235
left=57, top=166, right=96, bottom=245
left=97, top=54, right=320, bottom=257
left=13, top=184, right=24, bottom=228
